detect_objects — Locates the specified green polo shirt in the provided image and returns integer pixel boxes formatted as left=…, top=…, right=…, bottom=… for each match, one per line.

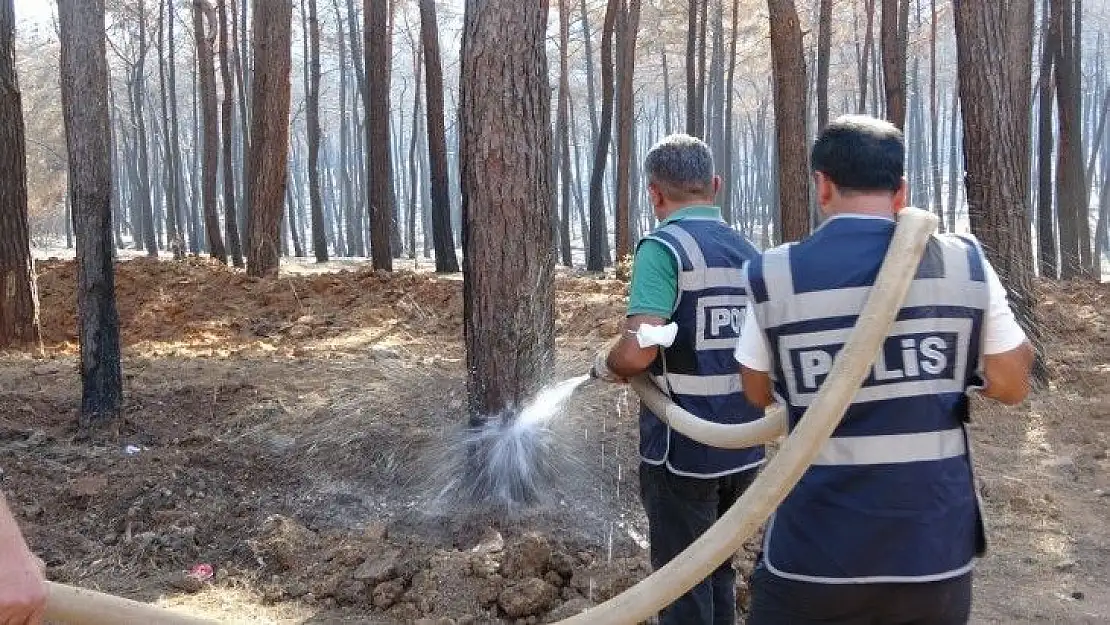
left=627, top=205, right=722, bottom=319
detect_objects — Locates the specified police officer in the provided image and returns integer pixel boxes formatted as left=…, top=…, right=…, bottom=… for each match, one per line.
left=735, top=115, right=1034, bottom=624
left=0, top=493, right=46, bottom=625
left=592, top=134, right=765, bottom=625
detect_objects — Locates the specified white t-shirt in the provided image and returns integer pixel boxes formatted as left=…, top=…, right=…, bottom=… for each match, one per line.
left=734, top=235, right=1029, bottom=373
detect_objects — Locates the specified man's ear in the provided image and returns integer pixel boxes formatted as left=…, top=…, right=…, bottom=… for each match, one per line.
left=892, top=177, right=909, bottom=213
left=815, top=171, right=835, bottom=212
left=711, top=175, right=722, bottom=198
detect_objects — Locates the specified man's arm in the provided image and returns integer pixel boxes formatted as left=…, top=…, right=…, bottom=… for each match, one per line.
left=977, top=259, right=1034, bottom=406
left=735, top=305, right=776, bottom=408
left=605, top=314, right=669, bottom=379
left=0, top=494, right=46, bottom=625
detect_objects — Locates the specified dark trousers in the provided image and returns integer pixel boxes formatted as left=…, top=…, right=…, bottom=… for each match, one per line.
left=640, top=461, right=758, bottom=625
left=747, top=563, right=973, bottom=625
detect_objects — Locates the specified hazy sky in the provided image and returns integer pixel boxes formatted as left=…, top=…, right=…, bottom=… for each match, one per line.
left=13, top=1, right=53, bottom=24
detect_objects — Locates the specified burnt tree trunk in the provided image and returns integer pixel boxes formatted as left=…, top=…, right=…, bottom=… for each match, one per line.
left=1052, top=0, right=1087, bottom=278
left=556, top=0, right=574, bottom=267
left=194, top=0, right=227, bottom=262
left=246, top=0, right=292, bottom=277
left=816, top=0, right=832, bottom=131
left=685, top=0, right=698, bottom=134
left=0, top=0, right=38, bottom=347
left=366, top=0, right=393, bottom=270
left=219, top=0, right=244, bottom=267
left=881, top=0, right=909, bottom=128
left=721, top=0, right=740, bottom=223
left=614, top=0, right=641, bottom=260
left=306, top=0, right=326, bottom=262
left=419, top=0, right=458, bottom=272
left=767, top=0, right=810, bottom=242
left=58, top=0, right=123, bottom=426
left=586, top=0, right=620, bottom=270
left=953, top=0, right=1040, bottom=348
left=1037, top=2, right=1058, bottom=278
left=460, top=0, right=555, bottom=419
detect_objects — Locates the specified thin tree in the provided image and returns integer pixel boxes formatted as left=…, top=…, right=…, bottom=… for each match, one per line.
left=194, top=0, right=227, bottom=262
left=366, top=0, right=393, bottom=270
left=816, top=0, right=833, bottom=131
left=881, top=0, right=909, bottom=128
left=858, top=0, right=877, bottom=114
left=587, top=0, right=620, bottom=270
left=767, top=0, right=810, bottom=242
left=0, top=0, right=38, bottom=348
left=58, top=0, right=123, bottom=426
left=1051, top=0, right=1088, bottom=278
left=614, top=0, right=642, bottom=260
left=1036, top=0, right=1058, bottom=278
left=157, top=0, right=183, bottom=258
left=928, top=0, right=943, bottom=230
left=306, top=0, right=326, bottom=261
left=130, top=0, right=158, bottom=256
left=721, top=0, right=740, bottom=223
left=555, top=0, right=574, bottom=266
left=419, top=0, right=459, bottom=272
left=246, top=0, right=293, bottom=277
left=219, top=0, right=244, bottom=267
left=685, top=0, right=698, bottom=134
left=953, top=0, right=1040, bottom=344
left=459, top=0, right=555, bottom=419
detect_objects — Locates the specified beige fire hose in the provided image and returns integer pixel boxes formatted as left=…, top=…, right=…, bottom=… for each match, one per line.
left=44, top=581, right=218, bottom=625
left=630, top=375, right=788, bottom=448
left=557, top=206, right=938, bottom=625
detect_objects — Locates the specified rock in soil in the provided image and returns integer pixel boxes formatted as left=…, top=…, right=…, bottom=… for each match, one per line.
left=353, top=548, right=402, bottom=584
left=502, top=533, right=552, bottom=580
left=498, top=577, right=558, bottom=619
left=372, top=580, right=406, bottom=609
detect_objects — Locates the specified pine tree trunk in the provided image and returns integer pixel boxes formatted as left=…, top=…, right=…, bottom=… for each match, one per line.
left=767, top=0, right=810, bottom=243
left=661, top=45, right=673, bottom=135
left=556, top=0, right=574, bottom=267
left=721, top=0, right=739, bottom=224
left=407, top=43, right=423, bottom=261
left=1037, top=4, right=1058, bottom=278
left=1052, top=0, right=1087, bottom=278
left=219, top=0, right=244, bottom=267
left=366, top=0, right=393, bottom=271
left=580, top=0, right=600, bottom=146
left=929, top=0, right=944, bottom=230
left=953, top=0, right=1039, bottom=341
left=157, top=0, right=183, bottom=258
left=195, top=1, right=227, bottom=262
left=246, top=0, right=292, bottom=277
left=232, top=0, right=250, bottom=243
left=58, top=0, right=123, bottom=426
left=587, top=0, right=620, bottom=271
left=459, top=0, right=555, bottom=420
left=859, top=0, right=876, bottom=113
left=614, top=0, right=641, bottom=260
left=305, top=0, right=326, bottom=262
left=131, top=0, right=158, bottom=257
left=881, top=0, right=909, bottom=128
left=685, top=0, right=698, bottom=134
left=0, top=0, right=38, bottom=347
left=816, top=0, right=832, bottom=131
left=418, top=0, right=458, bottom=272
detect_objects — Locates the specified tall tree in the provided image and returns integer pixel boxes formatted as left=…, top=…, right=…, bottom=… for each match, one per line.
left=366, top=0, right=393, bottom=270
left=685, top=0, right=698, bottom=134
left=419, top=0, right=459, bottom=273
left=306, top=0, right=327, bottom=262
left=721, top=0, right=740, bottom=224
left=953, top=0, right=1039, bottom=340
left=459, top=0, right=554, bottom=419
left=130, top=0, right=158, bottom=256
left=1036, top=0, right=1058, bottom=278
left=556, top=0, right=574, bottom=266
left=881, top=0, right=909, bottom=128
left=157, top=0, right=184, bottom=258
left=816, top=0, right=833, bottom=131
left=928, top=0, right=943, bottom=230
left=614, top=0, right=642, bottom=260
left=246, top=0, right=293, bottom=277
left=858, top=0, right=877, bottom=114
left=0, top=0, right=38, bottom=348
left=587, top=0, right=620, bottom=270
left=1051, top=0, right=1090, bottom=278
left=767, top=0, right=810, bottom=242
left=194, top=0, right=227, bottom=262
left=219, top=0, right=244, bottom=267
left=58, top=0, right=123, bottom=426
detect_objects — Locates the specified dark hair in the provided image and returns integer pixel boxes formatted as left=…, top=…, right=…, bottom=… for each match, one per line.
left=644, top=134, right=715, bottom=200
left=811, top=115, right=904, bottom=192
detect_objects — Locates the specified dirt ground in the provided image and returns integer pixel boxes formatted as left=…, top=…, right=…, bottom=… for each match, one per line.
left=0, top=257, right=1106, bottom=624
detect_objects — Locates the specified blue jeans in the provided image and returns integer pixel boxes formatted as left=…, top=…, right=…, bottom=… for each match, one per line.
left=639, top=462, right=758, bottom=625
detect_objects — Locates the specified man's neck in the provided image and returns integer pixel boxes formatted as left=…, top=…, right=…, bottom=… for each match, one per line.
left=824, top=195, right=895, bottom=219
left=658, top=200, right=715, bottom=221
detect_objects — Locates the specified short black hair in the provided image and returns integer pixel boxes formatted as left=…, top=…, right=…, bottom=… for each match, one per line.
left=811, top=115, right=904, bottom=192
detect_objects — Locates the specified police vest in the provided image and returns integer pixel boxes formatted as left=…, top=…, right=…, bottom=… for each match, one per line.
left=746, top=216, right=989, bottom=583
left=639, top=217, right=766, bottom=478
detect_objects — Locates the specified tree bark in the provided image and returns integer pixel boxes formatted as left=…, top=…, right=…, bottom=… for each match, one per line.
left=194, top=1, right=227, bottom=262
left=928, top=0, right=944, bottom=230
left=131, top=0, right=158, bottom=256
left=305, top=0, right=326, bottom=262
left=858, top=0, right=876, bottom=114
left=246, top=0, right=292, bottom=277
left=1051, top=0, right=1088, bottom=278
left=685, top=0, right=698, bottom=134
left=366, top=0, right=393, bottom=270
left=816, top=0, right=832, bottom=131
left=157, top=0, right=183, bottom=258
left=614, top=0, right=641, bottom=260
left=767, top=0, right=810, bottom=243
left=1037, top=3, right=1058, bottom=278
left=722, top=0, right=740, bottom=224
left=587, top=0, right=620, bottom=270
left=0, top=0, right=38, bottom=348
left=418, top=0, right=458, bottom=272
left=556, top=0, right=574, bottom=267
left=219, top=0, right=244, bottom=267
left=953, top=0, right=1040, bottom=347
left=460, top=0, right=555, bottom=419
left=58, top=0, right=123, bottom=426
left=881, top=0, right=909, bottom=128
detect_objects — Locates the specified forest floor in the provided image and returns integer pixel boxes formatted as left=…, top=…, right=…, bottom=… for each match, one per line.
left=0, top=257, right=1107, bottom=624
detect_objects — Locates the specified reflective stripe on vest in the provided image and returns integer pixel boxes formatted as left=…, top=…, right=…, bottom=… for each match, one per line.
left=637, top=219, right=765, bottom=477
left=749, top=221, right=989, bottom=583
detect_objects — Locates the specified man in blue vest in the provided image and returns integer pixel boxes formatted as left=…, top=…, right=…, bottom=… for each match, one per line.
left=591, top=134, right=766, bottom=625
left=735, top=115, right=1035, bottom=624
